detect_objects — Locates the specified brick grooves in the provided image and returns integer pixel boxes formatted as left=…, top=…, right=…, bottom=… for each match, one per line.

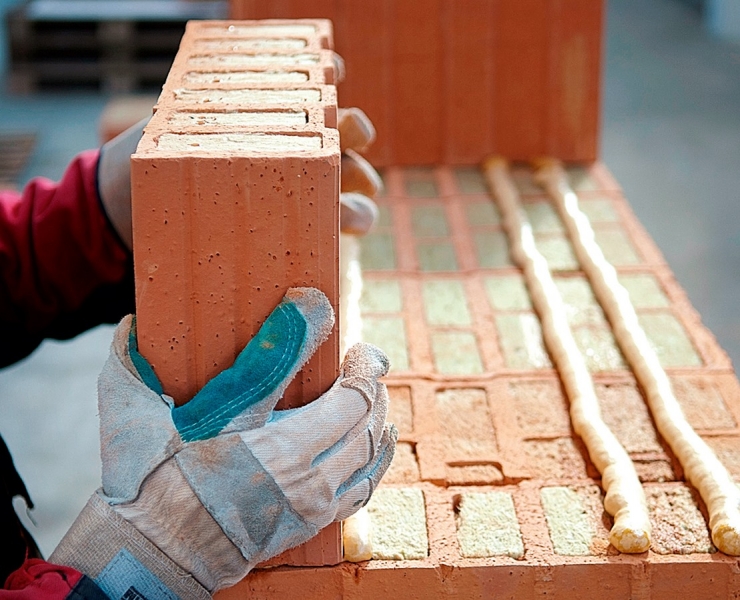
left=230, top=0, right=604, bottom=166
left=216, top=163, right=740, bottom=598
left=4, top=3, right=223, bottom=93
left=131, top=19, right=341, bottom=567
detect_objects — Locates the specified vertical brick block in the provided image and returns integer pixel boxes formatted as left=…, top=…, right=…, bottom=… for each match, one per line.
left=132, top=19, right=341, bottom=566
left=441, top=0, right=495, bottom=164
left=547, top=0, right=604, bottom=160
left=389, top=0, right=443, bottom=165
left=492, top=0, right=550, bottom=159
left=339, top=1, right=392, bottom=165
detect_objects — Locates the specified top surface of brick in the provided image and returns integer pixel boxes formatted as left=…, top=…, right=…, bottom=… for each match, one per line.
left=134, top=19, right=340, bottom=158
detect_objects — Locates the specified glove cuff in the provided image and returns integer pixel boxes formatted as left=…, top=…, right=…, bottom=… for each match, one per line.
left=50, top=492, right=211, bottom=600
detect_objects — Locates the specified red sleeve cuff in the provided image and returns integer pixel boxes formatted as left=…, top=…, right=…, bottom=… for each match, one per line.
left=3, top=559, right=83, bottom=597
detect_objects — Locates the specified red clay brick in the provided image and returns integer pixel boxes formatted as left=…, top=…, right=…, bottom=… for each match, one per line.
left=132, top=18, right=342, bottom=567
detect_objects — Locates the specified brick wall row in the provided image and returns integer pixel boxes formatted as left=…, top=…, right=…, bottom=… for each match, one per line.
left=231, top=0, right=604, bottom=166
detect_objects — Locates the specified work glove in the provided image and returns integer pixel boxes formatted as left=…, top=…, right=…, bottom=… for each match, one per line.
left=51, top=288, right=396, bottom=599
left=338, top=108, right=382, bottom=235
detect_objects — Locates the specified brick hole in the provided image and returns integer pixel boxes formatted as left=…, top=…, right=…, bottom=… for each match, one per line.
left=533, top=233, right=580, bottom=271
left=646, top=483, right=714, bottom=554
left=404, top=167, right=439, bottom=198
left=524, top=437, right=593, bottom=480
left=464, top=199, right=500, bottom=228
left=521, top=200, right=565, bottom=234
left=453, top=167, right=487, bottom=195
left=593, top=228, right=642, bottom=266
left=431, top=331, right=483, bottom=375
left=638, top=313, right=702, bottom=368
left=578, top=197, right=620, bottom=223
left=540, top=485, right=610, bottom=556
left=387, top=386, right=412, bottom=436
left=435, top=389, right=496, bottom=468
left=509, top=380, right=570, bottom=439
left=618, top=273, right=670, bottom=309
left=383, top=442, right=420, bottom=484
left=596, top=382, right=663, bottom=454
left=495, top=313, right=552, bottom=370
left=455, top=491, right=525, bottom=559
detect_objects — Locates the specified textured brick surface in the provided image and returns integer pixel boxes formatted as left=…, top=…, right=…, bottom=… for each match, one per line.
left=229, top=0, right=604, bottom=165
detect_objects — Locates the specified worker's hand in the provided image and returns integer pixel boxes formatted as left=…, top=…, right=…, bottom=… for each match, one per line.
left=51, top=288, right=395, bottom=597
left=338, top=108, right=383, bottom=235
left=98, top=117, right=148, bottom=251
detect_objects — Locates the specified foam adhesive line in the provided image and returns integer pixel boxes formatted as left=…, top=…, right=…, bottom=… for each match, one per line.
left=484, top=157, right=651, bottom=553
left=535, top=159, right=740, bottom=556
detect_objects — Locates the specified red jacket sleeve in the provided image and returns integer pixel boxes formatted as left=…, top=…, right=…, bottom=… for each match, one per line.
left=0, top=150, right=135, bottom=365
left=3, top=560, right=108, bottom=599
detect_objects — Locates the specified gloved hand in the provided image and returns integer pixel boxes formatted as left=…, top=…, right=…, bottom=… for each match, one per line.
left=338, top=107, right=383, bottom=235
left=51, top=288, right=396, bottom=598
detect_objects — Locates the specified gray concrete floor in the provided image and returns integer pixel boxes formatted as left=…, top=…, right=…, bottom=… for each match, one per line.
left=0, top=0, right=738, bottom=557
left=603, top=0, right=740, bottom=373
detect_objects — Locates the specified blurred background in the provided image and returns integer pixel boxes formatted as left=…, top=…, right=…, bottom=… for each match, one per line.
left=0, top=0, right=737, bottom=556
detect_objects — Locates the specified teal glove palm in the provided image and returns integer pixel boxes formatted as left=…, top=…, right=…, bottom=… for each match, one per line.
left=54, top=288, right=396, bottom=596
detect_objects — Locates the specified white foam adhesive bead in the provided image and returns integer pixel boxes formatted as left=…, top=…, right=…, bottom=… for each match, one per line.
left=343, top=507, right=373, bottom=562
left=536, top=159, right=740, bottom=557
left=484, top=158, right=651, bottom=554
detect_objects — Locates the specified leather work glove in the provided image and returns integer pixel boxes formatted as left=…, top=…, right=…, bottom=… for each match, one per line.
left=51, top=288, right=396, bottom=599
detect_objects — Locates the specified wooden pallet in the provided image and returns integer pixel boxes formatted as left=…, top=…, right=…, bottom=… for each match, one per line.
left=5, top=0, right=227, bottom=92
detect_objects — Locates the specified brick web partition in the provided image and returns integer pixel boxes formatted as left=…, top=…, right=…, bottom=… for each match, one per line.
left=131, top=19, right=342, bottom=567
left=216, top=164, right=740, bottom=599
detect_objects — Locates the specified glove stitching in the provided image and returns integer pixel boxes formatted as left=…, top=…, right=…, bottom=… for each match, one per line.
left=311, top=380, right=374, bottom=468
left=91, top=493, right=197, bottom=580
left=177, top=303, right=301, bottom=439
